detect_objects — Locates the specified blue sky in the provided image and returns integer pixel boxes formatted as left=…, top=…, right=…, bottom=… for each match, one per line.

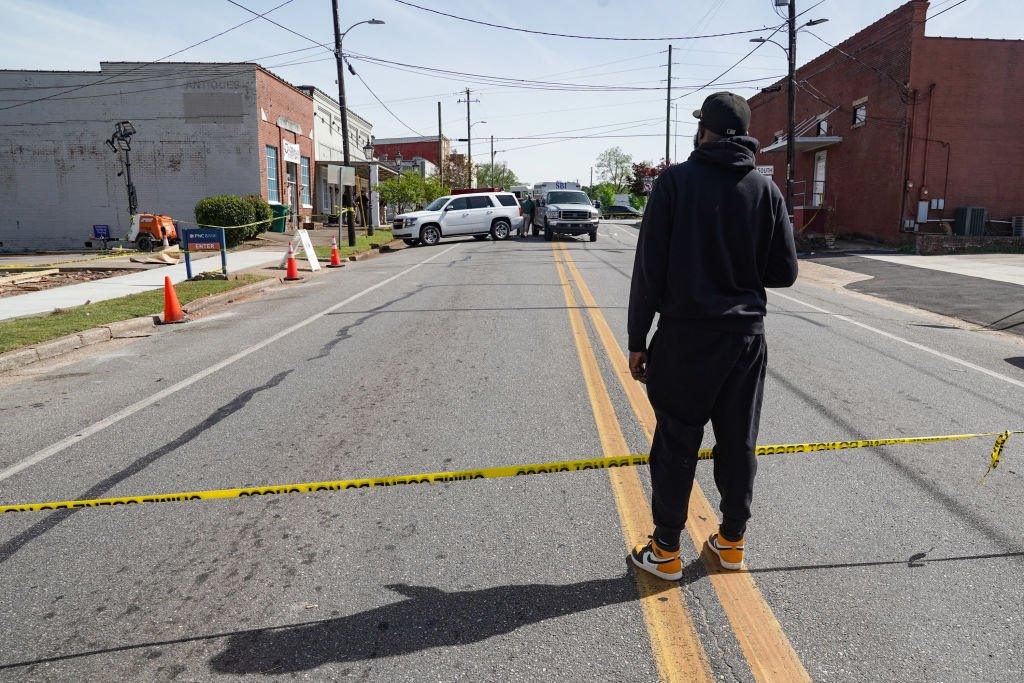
left=1, top=0, right=1016, bottom=184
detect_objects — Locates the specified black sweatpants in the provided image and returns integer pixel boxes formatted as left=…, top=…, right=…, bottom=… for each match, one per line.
left=645, top=323, right=767, bottom=547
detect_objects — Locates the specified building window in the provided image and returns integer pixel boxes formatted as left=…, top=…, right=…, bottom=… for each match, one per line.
left=773, top=130, right=784, bottom=143
left=300, top=156, right=311, bottom=206
left=852, top=99, right=867, bottom=127
left=817, top=118, right=829, bottom=136
left=266, top=146, right=279, bottom=203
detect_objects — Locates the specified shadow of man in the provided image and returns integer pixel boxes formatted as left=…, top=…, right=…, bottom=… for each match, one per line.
left=210, top=573, right=665, bottom=675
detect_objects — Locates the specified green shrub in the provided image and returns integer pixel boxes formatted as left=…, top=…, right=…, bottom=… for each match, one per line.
left=194, top=194, right=273, bottom=246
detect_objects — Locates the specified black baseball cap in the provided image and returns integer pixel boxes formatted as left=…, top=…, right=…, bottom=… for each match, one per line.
left=692, top=92, right=751, bottom=136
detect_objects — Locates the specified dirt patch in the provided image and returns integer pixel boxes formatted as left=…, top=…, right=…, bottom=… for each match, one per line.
left=0, top=269, right=135, bottom=298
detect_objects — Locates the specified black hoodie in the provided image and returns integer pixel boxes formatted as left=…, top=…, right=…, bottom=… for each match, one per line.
left=627, top=136, right=798, bottom=352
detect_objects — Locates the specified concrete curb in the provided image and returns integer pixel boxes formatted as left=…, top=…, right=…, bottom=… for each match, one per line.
left=0, top=242, right=401, bottom=375
left=0, top=278, right=276, bottom=374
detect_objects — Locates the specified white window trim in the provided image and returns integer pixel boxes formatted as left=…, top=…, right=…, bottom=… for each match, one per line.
left=852, top=97, right=868, bottom=129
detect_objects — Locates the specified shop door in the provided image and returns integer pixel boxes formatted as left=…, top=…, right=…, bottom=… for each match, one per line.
left=286, top=163, right=299, bottom=228
left=812, top=151, right=826, bottom=208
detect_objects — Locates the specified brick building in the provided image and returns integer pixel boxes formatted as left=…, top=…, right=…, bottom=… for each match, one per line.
left=0, top=62, right=315, bottom=251
left=747, top=1, right=1024, bottom=243
left=373, top=135, right=450, bottom=168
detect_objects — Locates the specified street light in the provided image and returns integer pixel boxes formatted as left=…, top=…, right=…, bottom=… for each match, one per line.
left=332, top=4, right=385, bottom=246
left=750, top=12, right=828, bottom=213
left=363, top=135, right=374, bottom=160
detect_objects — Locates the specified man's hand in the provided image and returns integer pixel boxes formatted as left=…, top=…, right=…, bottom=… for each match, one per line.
left=629, top=351, right=648, bottom=384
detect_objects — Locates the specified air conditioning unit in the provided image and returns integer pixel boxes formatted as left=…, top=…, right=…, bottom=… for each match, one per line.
left=1012, top=216, right=1024, bottom=237
left=953, top=207, right=987, bottom=236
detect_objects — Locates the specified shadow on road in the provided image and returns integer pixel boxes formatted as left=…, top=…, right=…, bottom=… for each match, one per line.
left=0, top=370, right=293, bottom=566
left=209, top=574, right=649, bottom=674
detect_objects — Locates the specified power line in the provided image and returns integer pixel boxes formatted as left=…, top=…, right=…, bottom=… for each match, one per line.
left=0, top=0, right=296, bottom=112
left=344, top=59, right=425, bottom=137
left=224, top=0, right=332, bottom=53
left=0, top=54, right=334, bottom=106
left=392, top=0, right=777, bottom=41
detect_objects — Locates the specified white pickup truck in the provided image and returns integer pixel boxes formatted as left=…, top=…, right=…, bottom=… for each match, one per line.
left=533, top=182, right=600, bottom=242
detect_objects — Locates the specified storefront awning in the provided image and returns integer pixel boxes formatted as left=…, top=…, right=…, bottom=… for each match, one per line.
left=761, top=135, right=843, bottom=154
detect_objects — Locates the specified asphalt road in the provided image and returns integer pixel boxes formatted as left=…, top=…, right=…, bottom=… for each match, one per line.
left=1, top=222, right=1022, bottom=681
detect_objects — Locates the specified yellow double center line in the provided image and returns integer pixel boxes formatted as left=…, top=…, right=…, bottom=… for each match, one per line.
left=552, top=241, right=809, bottom=682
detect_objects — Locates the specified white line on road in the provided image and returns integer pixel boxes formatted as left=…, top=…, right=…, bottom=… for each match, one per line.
left=0, top=244, right=460, bottom=484
left=770, top=289, right=1024, bottom=390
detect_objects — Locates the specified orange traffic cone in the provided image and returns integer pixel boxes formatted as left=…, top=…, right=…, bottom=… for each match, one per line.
left=161, top=276, right=185, bottom=324
left=328, top=236, right=344, bottom=268
left=284, top=242, right=302, bottom=281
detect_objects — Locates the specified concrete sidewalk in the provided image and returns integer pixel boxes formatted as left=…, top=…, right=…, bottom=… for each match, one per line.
left=0, top=249, right=282, bottom=321
left=806, top=253, right=1024, bottom=335
left=860, top=253, right=1024, bottom=287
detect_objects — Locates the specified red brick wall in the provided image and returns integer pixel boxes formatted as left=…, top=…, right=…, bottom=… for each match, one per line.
left=747, top=1, right=926, bottom=242
left=374, top=139, right=447, bottom=167
left=909, top=37, right=1024, bottom=223
left=255, top=69, right=314, bottom=218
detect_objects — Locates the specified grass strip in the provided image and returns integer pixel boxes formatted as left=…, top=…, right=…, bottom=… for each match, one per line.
left=312, top=229, right=394, bottom=261
left=0, top=274, right=266, bottom=354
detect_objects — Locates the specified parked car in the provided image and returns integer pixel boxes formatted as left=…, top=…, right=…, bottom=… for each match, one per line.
left=391, top=191, right=523, bottom=246
left=602, top=204, right=642, bottom=219
left=537, top=189, right=600, bottom=242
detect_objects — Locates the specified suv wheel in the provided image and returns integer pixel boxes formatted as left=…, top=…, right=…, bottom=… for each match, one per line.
left=543, top=224, right=553, bottom=241
left=589, top=230, right=597, bottom=242
left=490, top=219, right=511, bottom=241
left=420, top=225, right=441, bottom=247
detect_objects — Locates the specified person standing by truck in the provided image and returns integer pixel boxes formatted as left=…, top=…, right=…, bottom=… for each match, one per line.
left=627, top=92, right=798, bottom=579
left=520, top=195, right=535, bottom=238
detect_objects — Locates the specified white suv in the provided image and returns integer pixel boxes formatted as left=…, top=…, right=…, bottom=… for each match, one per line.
left=392, top=192, right=523, bottom=246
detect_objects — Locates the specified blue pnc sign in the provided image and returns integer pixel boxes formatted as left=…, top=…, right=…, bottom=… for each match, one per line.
left=181, top=227, right=228, bottom=279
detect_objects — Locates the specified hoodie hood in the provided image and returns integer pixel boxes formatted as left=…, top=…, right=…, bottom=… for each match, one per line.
left=689, top=135, right=760, bottom=170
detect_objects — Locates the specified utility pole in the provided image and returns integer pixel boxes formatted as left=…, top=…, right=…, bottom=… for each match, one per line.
left=437, top=101, right=443, bottom=186
left=331, top=0, right=357, bottom=246
left=786, top=0, right=797, bottom=214
left=458, top=88, right=479, bottom=187
left=590, top=166, right=593, bottom=188
left=665, top=44, right=673, bottom=165
left=673, top=103, right=679, bottom=163
left=489, top=134, right=494, bottom=186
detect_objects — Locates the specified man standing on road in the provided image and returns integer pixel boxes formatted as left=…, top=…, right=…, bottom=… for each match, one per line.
left=521, top=195, right=535, bottom=238
left=627, top=92, right=798, bottom=580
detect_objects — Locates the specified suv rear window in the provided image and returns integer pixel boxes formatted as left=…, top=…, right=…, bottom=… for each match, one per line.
left=467, top=195, right=494, bottom=209
left=496, top=194, right=518, bottom=207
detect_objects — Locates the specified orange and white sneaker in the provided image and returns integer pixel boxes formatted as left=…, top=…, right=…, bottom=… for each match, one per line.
left=707, top=533, right=745, bottom=570
left=630, top=537, right=682, bottom=581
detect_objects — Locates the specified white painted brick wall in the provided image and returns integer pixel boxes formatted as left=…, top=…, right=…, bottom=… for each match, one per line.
left=0, top=63, right=262, bottom=251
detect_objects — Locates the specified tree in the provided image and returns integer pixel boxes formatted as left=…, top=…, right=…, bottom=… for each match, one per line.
left=595, top=147, right=633, bottom=192
left=475, top=162, right=519, bottom=189
left=628, top=160, right=670, bottom=197
left=586, top=182, right=616, bottom=210
left=377, top=171, right=425, bottom=213
left=439, top=154, right=472, bottom=189
left=423, top=173, right=450, bottom=203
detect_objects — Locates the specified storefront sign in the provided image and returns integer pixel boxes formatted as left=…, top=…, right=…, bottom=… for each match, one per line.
left=282, top=140, right=301, bottom=164
left=181, top=227, right=228, bottom=279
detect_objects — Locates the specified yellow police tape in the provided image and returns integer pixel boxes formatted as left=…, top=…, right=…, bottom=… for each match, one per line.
left=0, top=431, right=1014, bottom=515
